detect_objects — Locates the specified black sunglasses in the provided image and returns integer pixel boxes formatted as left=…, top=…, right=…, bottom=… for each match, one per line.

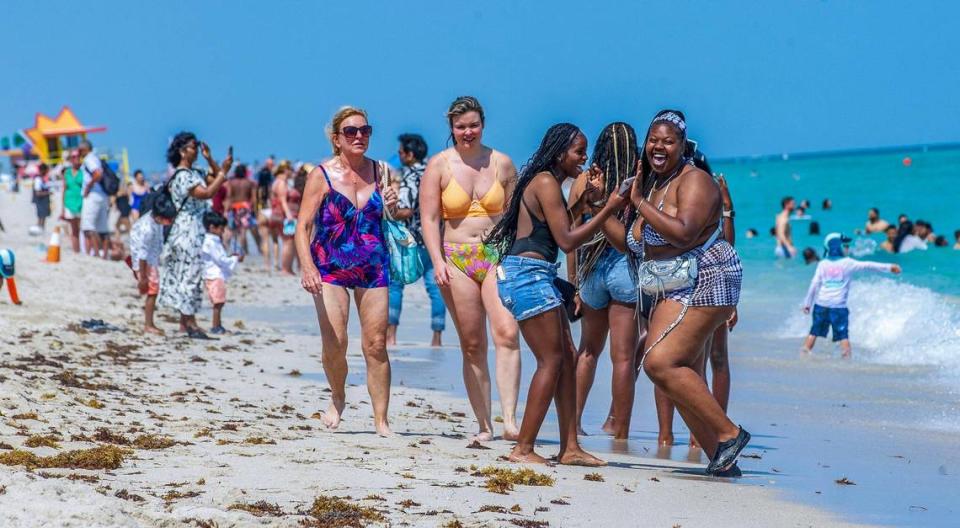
left=340, top=125, right=373, bottom=138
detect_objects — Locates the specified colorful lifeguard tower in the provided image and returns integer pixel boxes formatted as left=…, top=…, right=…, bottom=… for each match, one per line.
left=0, top=106, right=107, bottom=165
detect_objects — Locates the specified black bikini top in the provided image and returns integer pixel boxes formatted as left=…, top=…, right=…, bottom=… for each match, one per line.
left=509, top=198, right=560, bottom=263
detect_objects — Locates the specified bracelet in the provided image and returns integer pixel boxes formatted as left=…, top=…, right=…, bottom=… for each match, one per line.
left=590, top=199, right=605, bottom=208
left=722, top=209, right=735, bottom=218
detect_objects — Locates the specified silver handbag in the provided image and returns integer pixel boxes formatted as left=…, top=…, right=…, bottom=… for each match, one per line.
left=638, top=228, right=719, bottom=296
left=639, top=254, right=698, bottom=296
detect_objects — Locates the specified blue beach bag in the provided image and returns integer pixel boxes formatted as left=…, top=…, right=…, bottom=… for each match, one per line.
left=379, top=162, right=424, bottom=285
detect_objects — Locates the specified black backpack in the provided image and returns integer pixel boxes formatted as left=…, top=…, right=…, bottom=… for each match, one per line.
left=99, top=160, right=121, bottom=196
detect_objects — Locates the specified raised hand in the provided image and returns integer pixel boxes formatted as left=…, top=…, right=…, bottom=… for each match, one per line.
left=199, top=141, right=213, bottom=162
left=630, top=160, right=644, bottom=208
left=582, top=164, right=605, bottom=204
left=717, top=173, right=733, bottom=209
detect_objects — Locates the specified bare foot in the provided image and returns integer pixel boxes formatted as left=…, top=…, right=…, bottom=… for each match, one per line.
left=430, top=332, right=442, bottom=347
left=601, top=416, right=617, bottom=436
left=502, top=423, right=520, bottom=442
left=471, top=431, right=494, bottom=443
left=559, top=449, right=606, bottom=467
left=375, top=418, right=393, bottom=437
left=657, top=434, right=674, bottom=447
left=508, top=449, right=549, bottom=464
left=322, top=398, right=345, bottom=430
left=144, top=326, right=165, bottom=336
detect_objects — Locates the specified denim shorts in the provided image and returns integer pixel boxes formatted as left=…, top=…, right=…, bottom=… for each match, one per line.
left=579, top=248, right=638, bottom=310
left=810, top=304, right=849, bottom=341
left=496, top=255, right=563, bottom=321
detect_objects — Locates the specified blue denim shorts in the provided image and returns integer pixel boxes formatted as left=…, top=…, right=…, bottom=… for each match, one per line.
left=579, top=248, right=638, bottom=310
left=810, top=304, right=849, bottom=341
left=496, top=255, right=563, bottom=321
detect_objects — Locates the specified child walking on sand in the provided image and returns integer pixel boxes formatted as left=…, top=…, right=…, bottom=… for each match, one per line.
left=802, top=233, right=901, bottom=358
left=201, top=212, right=239, bottom=334
left=128, top=194, right=177, bottom=335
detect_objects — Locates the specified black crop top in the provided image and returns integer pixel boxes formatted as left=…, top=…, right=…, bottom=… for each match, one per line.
left=509, top=198, right=559, bottom=263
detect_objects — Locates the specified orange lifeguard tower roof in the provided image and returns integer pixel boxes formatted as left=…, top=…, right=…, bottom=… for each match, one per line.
left=26, top=106, right=107, bottom=139
left=22, top=106, right=107, bottom=163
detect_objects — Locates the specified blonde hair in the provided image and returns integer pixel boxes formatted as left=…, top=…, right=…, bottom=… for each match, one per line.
left=327, top=106, right=369, bottom=155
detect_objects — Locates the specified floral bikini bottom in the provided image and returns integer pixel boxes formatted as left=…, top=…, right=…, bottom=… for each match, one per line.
left=443, top=242, right=500, bottom=284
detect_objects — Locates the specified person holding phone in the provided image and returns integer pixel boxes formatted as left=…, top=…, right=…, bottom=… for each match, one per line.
left=485, top=123, right=628, bottom=466
left=626, top=110, right=748, bottom=476
left=567, top=122, right=643, bottom=440
left=157, top=133, right=232, bottom=339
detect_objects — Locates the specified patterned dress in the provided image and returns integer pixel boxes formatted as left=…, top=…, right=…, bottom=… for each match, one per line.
left=158, top=168, right=209, bottom=315
left=310, top=164, right=390, bottom=289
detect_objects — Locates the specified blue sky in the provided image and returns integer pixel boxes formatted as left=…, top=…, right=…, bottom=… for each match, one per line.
left=2, top=0, right=958, bottom=171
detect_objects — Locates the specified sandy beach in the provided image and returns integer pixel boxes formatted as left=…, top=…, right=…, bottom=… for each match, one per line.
left=1, top=189, right=871, bottom=527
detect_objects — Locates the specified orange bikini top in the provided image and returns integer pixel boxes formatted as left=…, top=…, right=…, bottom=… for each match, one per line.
left=440, top=152, right=505, bottom=219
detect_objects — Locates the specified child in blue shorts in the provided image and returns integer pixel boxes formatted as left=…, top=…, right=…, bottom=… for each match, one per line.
left=802, top=233, right=901, bottom=358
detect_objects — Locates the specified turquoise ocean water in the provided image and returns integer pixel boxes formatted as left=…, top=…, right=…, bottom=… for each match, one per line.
left=714, top=147, right=960, bottom=379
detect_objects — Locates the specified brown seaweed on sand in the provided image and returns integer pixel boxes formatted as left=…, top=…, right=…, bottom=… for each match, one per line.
left=835, top=477, right=856, bottom=485
left=471, top=466, right=555, bottom=495
left=243, top=436, right=276, bottom=445
left=132, top=434, right=177, bottom=449
left=162, top=490, right=202, bottom=502
left=583, top=473, right=604, bottom=482
left=510, top=520, right=549, bottom=528
left=52, top=370, right=118, bottom=391
left=302, top=495, right=385, bottom=528
left=24, top=434, right=61, bottom=449
left=228, top=500, right=285, bottom=517
left=115, top=489, right=145, bottom=502
left=0, top=445, right=130, bottom=470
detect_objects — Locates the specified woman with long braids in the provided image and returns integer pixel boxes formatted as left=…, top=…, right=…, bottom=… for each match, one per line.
left=623, top=109, right=749, bottom=476
left=158, top=132, right=233, bottom=339
left=486, top=123, right=627, bottom=466
left=420, top=96, right=521, bottom=442
left=567, top=123, right=642, bottom=440
left=295, top=106, right=399, bottom=437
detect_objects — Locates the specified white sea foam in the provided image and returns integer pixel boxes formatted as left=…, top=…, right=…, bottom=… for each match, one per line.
left=779, top=278, right=960, bottom=373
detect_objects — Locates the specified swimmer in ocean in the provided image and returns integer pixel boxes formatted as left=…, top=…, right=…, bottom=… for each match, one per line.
left=774, top=196, right=797, bottom=258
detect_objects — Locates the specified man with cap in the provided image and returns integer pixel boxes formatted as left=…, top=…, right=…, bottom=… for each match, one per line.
left=801, top=233, right=901, bottom=358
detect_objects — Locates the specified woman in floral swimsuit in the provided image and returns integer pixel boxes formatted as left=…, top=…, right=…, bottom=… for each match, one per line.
left=294, top=106, right=398, bottom=437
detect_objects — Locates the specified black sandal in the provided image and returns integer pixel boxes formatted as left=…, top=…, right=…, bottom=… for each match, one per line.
left=187, top=328, right=216, bottom=340
left=707, top=462, right=742, bottom=478
left=706, top=426, right=750, bottom=474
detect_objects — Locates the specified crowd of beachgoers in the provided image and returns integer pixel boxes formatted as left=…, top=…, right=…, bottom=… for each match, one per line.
left=10, top=94, right=952, bottom=488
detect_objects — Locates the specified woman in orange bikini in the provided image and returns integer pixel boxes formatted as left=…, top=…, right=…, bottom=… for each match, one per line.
left=420, top=96, right=521, bottom=442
